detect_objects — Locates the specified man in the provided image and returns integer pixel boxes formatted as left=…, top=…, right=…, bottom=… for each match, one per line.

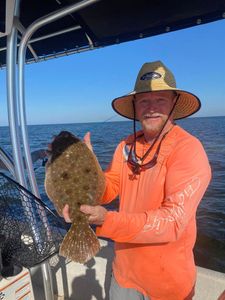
left=63, top=61, right=211, bottom=300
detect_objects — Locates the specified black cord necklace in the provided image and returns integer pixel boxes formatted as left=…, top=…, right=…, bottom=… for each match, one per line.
left=129, top=94, right=179, bottom=177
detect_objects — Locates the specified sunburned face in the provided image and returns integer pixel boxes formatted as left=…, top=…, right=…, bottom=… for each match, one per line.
left=134, top=91, right=177, bottom=141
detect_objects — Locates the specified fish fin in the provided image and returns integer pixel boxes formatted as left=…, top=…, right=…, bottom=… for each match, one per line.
left=59, top=222, right=100, bottom=264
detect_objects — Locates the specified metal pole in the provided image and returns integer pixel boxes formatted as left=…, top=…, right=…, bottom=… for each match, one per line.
left=6, top=3, right=54, bottom=300
left=0, top=25, right=81, bottom=52
left=6, top=0, right=26, bottom=186
left=5, top=2, right=50, bottom=300
left=18, top=0, right=100, bottom=198
left=0, top=147, right=15, bottom=177
left=17, top=1, right=101, bottom=299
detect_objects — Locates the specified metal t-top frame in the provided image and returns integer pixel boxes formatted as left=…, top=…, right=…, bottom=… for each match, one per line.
left=6, top=0, right=100, bottom=299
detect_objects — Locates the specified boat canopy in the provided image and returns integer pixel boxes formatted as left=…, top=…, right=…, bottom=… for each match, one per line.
left=0, top=0, right=225, bottom=67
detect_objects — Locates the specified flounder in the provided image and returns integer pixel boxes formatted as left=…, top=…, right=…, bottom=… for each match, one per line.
left=45, top=131, right=105, bottom=263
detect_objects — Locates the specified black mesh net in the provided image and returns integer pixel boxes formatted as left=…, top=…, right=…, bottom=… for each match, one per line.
left=0, top=172, right=67, bottom=271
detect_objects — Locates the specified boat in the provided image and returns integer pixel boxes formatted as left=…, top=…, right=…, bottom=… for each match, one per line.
left=0, top=0, right=225, bottom=299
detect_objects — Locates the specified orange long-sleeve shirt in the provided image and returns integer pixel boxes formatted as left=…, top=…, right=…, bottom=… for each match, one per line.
left=96, top=125, right=211, bottom=300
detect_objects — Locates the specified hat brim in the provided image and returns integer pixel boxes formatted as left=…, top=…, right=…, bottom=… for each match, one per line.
left=112, top=90, right=201, bottom=120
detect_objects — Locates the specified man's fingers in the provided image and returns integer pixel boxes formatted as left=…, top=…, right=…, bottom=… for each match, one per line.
left=80, top=205, right=97, bottom=222
left=62, top=204, right=71, bottom=223
left=83, top=132, right=93, bottom=152
left=80, top=204, right=94, bottom=214
left=83, top=131, right=91, bottom=143
left=80, top=205, right=107, bottom=225
left=62, top=204, right=96, bottom=223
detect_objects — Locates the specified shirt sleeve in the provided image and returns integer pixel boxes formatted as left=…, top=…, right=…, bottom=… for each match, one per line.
left=96, top=137, right=211, bottom=243
left=100, top=142, right=124, bottom=205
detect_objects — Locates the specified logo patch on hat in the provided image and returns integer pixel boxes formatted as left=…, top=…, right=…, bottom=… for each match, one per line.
left=140, top=72, right=161, bottom=80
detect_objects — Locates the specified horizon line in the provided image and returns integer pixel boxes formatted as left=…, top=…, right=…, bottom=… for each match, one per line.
left=0, top=115, right=224, bottom=128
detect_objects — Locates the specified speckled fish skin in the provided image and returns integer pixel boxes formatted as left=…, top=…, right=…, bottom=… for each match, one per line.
left=44, top=131, right=105, bottom=263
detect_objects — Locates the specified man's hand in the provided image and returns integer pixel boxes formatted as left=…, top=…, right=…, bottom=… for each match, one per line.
left=62, top=204, right=71, bottom=223
left=62, top=203, right=107, bottom=226
left=80, top=205, right=107, bottom=225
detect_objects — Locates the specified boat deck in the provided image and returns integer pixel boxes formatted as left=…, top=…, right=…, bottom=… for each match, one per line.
left=30, top=239, right=225, bottom=300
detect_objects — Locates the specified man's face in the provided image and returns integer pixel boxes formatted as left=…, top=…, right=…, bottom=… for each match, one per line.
left=134, top=91, right=176, bottom=138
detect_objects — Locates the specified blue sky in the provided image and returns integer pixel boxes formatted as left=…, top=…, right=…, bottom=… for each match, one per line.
left=0, top=19, right=224, bottom=125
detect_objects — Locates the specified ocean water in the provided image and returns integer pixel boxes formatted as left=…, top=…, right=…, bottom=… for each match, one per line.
left=0, top=116, right=224, bottom=272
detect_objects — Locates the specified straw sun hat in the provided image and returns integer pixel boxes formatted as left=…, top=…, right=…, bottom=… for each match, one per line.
left=112, top=61, right=201, bottom=120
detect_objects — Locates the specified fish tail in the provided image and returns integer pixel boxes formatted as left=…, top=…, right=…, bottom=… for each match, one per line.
left=59, top=222, right=100, bottom=264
